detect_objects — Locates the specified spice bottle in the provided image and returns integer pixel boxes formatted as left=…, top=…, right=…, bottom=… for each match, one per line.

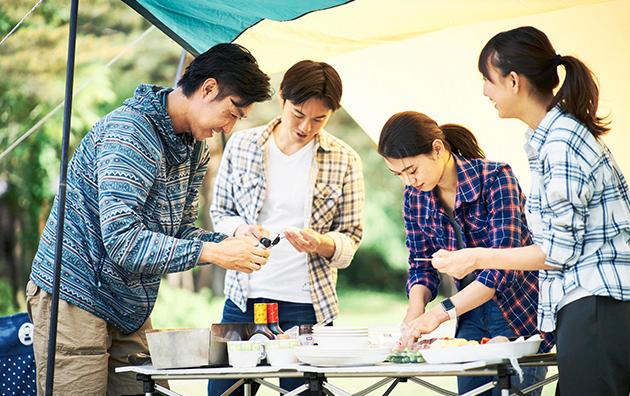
left=266, top=303, right=284, bottom=336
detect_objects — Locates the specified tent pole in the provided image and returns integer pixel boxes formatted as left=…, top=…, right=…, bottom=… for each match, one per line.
left=173, top=48, right=187, bottom=87
left=45, top=0, right=80, bottom=393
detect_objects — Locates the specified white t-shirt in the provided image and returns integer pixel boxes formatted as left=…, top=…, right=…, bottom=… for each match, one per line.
left=247, top=135, right=314, bottom=303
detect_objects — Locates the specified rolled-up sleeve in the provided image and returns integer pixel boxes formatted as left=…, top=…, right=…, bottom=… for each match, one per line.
left=324, top=154, right=364, bottom=269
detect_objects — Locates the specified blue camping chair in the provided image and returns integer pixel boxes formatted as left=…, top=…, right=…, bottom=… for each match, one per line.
left=0, top=312, right=36, bottom=395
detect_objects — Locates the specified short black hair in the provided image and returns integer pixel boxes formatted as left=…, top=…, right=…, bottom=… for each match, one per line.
left=177, top=43, right=273, bottom=107
left=280, top=60, right=342, bottom=111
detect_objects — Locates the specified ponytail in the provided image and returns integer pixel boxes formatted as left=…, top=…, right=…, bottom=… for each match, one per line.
left=552, top=56, right=610, bottom=137
left=378, top=111, right=484, bottom=160
left=479, top=26, right=609, bottom=137
left=441, top=124, right=485, bottom=159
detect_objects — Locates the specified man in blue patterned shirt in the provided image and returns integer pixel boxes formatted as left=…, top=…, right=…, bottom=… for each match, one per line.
left=26, top=43, right=273, bottom=395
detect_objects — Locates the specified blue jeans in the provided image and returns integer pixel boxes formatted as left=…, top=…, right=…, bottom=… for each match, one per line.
left=207, top=298, right=318, bottom=396
left=456, top=298, right=548, bottom=396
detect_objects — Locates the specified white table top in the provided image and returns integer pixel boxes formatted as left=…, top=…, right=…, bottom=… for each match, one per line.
left=116, top=360, right=499, bottom=378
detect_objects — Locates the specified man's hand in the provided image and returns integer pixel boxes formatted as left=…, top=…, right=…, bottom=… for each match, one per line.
left=235, top=224, right=269, bottom=240
left=200, top=236, right=269, bottom=273
left=284, top=228, right=335, bottom=259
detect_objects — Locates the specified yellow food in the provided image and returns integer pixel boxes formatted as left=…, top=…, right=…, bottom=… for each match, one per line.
left=430, top=339, right=448, bottom=349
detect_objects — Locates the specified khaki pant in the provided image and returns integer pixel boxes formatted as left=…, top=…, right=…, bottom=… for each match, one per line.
left=26, top=280, right=167, bottom=395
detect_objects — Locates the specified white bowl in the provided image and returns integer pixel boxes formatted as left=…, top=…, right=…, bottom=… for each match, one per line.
left=228, top=350, right=260, bottom=368
left=266, top=348, right=298, bottom=366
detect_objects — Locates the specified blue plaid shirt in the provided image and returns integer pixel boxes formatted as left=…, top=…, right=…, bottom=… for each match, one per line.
left=404, top=154, right=553, bottom=352
left=524, top=105, right=630, bottom=332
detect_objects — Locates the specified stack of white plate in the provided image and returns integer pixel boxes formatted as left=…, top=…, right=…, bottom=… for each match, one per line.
left=312, top=326, right=369, bottom=348
left=294, top=345, right=390, bottom=367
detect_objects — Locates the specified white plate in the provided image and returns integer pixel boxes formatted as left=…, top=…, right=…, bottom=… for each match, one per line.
left=295, top=346, right=389, bottom=355
left=294, top=346, right=390, bottom=367
left=312, top=326, right=369, bottom=332
left=420, top=336, right=542, bottom=364
left=314, top=335, right=369, bottom=349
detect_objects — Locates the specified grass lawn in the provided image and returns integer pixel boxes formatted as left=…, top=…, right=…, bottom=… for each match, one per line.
left=151, top=283, right=557, bottom=395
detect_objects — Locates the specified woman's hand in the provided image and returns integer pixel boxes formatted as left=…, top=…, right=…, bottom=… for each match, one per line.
left=432, top=248, right=481, bottom=279
left=409, top=311, right=443, bottom=338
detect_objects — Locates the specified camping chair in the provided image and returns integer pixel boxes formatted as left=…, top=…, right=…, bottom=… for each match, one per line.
left=0, top=312, right=36, bottom=395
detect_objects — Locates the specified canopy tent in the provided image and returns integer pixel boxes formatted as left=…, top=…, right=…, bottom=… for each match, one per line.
left=121, top=0, right=630, bottom=187
left=42, top=0, right=629, bottom=393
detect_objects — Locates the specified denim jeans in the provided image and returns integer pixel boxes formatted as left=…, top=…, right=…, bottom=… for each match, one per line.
left=207, top=298, right=318, bottom=396
left=455, top=298, right=548, bottom=396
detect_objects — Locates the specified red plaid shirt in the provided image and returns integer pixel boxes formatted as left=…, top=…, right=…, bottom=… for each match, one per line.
left=403, top=154, right=554, bottom=352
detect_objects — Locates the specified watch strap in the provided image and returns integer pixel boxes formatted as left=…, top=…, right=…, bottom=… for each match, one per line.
left=440, top=298, right=457, bottom=320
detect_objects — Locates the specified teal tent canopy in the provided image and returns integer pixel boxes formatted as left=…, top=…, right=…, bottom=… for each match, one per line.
left=122, top=0, right=352, bottom=56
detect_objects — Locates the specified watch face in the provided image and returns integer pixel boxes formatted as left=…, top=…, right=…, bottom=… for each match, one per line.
left=441, top=298, right=455, bottom=311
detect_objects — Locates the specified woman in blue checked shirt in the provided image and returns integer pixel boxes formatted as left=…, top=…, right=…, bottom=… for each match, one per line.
left=378, top=111, right=553, bottom=396
left=433, top=26, right=630, bottom=396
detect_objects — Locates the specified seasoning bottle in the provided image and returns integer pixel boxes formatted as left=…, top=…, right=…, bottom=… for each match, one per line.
left=266, top=303, right=284, bottom=336
left=249, top=303, right=275, bottom=360
left=249, top=303, right=275, bottom=342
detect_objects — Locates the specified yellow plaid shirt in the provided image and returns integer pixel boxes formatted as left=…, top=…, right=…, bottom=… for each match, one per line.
left=210, top=117, right=364, bottom=324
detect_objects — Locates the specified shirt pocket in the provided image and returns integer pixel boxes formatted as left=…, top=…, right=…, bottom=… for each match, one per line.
left=465, top=215, right=490, bottom=247
left=418, top=224, right=446, bottom=251
left=311, top=183, right=342, bottom=229
left=229, top=172, right=264, bottom=219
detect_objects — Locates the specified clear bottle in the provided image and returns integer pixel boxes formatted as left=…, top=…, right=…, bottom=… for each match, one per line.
left=266, top=303, right=284, bottom=336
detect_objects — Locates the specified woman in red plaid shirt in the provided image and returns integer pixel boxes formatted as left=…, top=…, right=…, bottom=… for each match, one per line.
left=377, top=111, right=553, bottom=396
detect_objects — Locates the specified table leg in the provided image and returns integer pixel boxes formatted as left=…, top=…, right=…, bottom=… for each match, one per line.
left=496, top=364, right=525, bottom=396
left=303, top=372, right=327, bottom=396
left=244, top=379, right=252, bottom=396
left=222, top=379, right=245, bottom=396
left=382, top=378, right=405, bottom=396
left=137, top=373, right=155, bottom=396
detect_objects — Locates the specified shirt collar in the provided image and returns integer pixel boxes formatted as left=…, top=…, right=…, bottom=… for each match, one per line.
left=407, top=153, right=482, bottom=212
left=524, top=105, right=563, bottom=159
left=257, top=116, right=330, bottom=151
left=454, top=153, right=482, bottom=205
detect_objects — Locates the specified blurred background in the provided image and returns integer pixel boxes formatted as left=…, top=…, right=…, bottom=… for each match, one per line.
left=0, top=0, right=411, bottom=319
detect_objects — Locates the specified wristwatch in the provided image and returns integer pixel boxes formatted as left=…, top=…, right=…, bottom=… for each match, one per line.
left=440, top=297, right=457, bottom=320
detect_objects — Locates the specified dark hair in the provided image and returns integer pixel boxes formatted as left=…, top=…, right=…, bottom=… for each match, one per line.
left=479, top=26, right=609, bottom=137
left=279, top=60, right=342, bottom=111
left=378, top=111, right=485, bottom=160
left=177, top=43, right=273, bottom=107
